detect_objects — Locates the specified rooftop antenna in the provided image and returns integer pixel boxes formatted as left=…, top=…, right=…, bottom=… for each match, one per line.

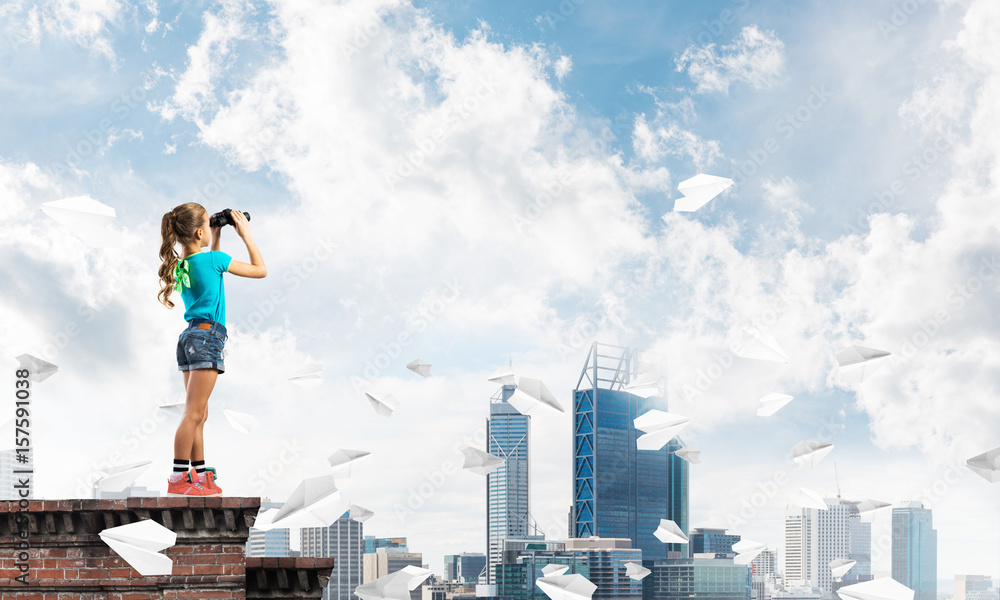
left=835, top=463, right=841, bottom=499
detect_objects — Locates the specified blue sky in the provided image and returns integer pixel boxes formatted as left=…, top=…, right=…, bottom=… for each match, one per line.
left=1, top=0, right=998, bottom=586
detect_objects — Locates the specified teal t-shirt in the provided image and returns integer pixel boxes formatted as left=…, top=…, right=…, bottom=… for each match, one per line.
left=179, top=251, right=233, bottom=324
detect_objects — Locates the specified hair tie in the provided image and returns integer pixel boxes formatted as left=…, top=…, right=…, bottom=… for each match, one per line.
left=173, top=259, right=191, bottom=292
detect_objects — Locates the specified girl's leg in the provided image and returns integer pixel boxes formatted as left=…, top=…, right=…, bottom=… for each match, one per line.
left=173, top=369, right=218, bottom=461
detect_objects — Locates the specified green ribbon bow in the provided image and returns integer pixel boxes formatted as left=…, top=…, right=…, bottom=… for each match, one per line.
left=173, top=259, right=191, bottom=292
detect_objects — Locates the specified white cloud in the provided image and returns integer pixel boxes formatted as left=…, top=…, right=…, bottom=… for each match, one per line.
left=675, top=25, right=786, bottom=94
left=553, top=54, right=572, bottom=80
left=632, top=112, right=722, bottom=169
left=1, top=0, right=122, bottom=62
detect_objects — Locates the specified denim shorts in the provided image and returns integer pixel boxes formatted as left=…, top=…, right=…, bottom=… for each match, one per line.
left=176, top=319, right=228, bottom=374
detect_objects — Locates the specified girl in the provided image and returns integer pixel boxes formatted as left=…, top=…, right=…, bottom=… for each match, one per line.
left=157, top=203, right=266, bottom=496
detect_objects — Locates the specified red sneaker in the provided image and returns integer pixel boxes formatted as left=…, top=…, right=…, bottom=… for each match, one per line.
left=197, top=467, right=223, bottom=497
left=167, top=471, right=211, bottom=496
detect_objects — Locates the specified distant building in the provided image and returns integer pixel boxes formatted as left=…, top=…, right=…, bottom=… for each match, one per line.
left=444, top=553, right=487, bottom=585
left=364, top=536, right=408, bottom=554
left=248, top=501, right=291, bottom=557
left=300, top=513, right=363, bottom=600
left=571, top=343, right=688, bottom=560
left=891, top=501, right=937, bottom=600
left=364, top=550, right=423, bottom=600
left=487, top=382, right=532, bottom=585
left=955, top=576, right=996, bottom=600
left=784, top=497, right=871, bottom=595
left=690, top=528, right=741, bottom=555
left=771, top=585, right=822, bottom=600
left=643, top=553, right=750, bottom=600
left=750, top=549, right=777, bottom=600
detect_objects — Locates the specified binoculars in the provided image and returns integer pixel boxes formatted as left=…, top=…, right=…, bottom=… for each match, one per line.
left=209, top=209, right=251, bottom=228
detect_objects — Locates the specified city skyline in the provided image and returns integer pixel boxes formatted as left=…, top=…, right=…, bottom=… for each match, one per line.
left=2, top=0, right=999, bottom=588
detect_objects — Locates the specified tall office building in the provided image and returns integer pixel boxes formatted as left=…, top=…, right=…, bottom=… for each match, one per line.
left=300, top=514, right=364, bottom=600
left=644, top=554, right=751, bottom=600
left=690, top=528, right=741, bottom=555
left=784, top=497, right=869, bottom=595
left=248, top=500, right=291, bottom=557
left=487, top=383, right=531, bottom=584
left=571, top=343, right=688, bottom=561
left=444, top=553, right=487, bottom=586
left=846, top=502, right=871, bottom=577
left=891, top=502, right=937, bottom=600
left=750, top=549, right=777, bottom=600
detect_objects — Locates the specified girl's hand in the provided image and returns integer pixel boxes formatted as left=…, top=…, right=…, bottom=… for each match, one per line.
left=231, top=209, right=251, bottom=238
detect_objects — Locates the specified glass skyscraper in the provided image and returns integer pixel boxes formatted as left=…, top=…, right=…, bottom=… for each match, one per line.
left=892, top=501, right=937, bottom=600
left=571, top=343, right=689, bottom=561
left=487, top=383, right=532, bottom=584
left=643, top=556, right=751, bottom=600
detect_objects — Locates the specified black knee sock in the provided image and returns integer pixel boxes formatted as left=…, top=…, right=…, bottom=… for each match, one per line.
left=192, top=460, right=206, bottom=475
left=173, top=459, right=190, bottom=474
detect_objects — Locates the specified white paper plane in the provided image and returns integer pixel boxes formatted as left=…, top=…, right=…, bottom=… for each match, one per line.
left=966, top=446, right=1000, bottom=483
left=653, top=518, right=688, bottom=544
left=289, top=362, right=323, bottom=388
left=536, top=573, right=598, bottom=600
left=158, top=392, right=186, bottom=416
left=625, top=562, right=651, bottom=581
left=857, top=499, right=892, bottom=522
left=406, top=359, right=432, bottom=377
left=461, top=447, right=504, bottom=476
left=734, top=327, right=788, bottom=362
left=95, top=460, right=153, bottom=494
left=623, top=379, right=660, bottom=398
left=634, top=410, right=691, bottom=451
left=673, top=174, right=734, bottom=212
left=39, top=196, right=120, bottom=247
left=508, top=377, right=564, bottom=415
left=99, top=519, right=177, bottom=576
left=265, top=474, right=349, bottom=530
left=733, top=539, right=766, bottom=565
left=328, top=449, right=372, bottom=477
left=488, top=365, right=517, bottom=386
left=830, top=558, right=856, bottom=579
left=542, top=564, right=570, bottom=577
left=349, top=504, right=374, bottom=523
left=837, top=577, right=915, bottom=600
left=675, top=447, right=701, bottom=464
left=355, top=565, right=433, bottom=600
left=757, top=393, right=794, bottom=417
left=836, top=345, right=891, bottom=383
left=791, top=440, right=834, bottom=469
left=365, top=391, right=398, bottom=417
left=14, top=354, right=59, bottom=383
left=223, top=409, right=259, bottom=434
left=792, top=487, right=829, bottom=511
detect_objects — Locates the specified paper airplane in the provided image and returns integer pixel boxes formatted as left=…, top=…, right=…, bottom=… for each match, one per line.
left=289, top=363, right=323, bottom=388
left=653, top=518, right=688, bottom=544
left=405, top=359, right=432, bottom=377
left=14, top=354, right=59, bottom=383
left=349, top=504, right=374, bottom=523
left=673, top=174, right=734, bottom=212
left=792, top=487, right=829, bottom=511
left=837, top=577, right=915, bottom=600
left=836, top=345, right=891, bottom=383
left=542, top=564, right=570, bottom=577
left=223, top=409, right=259, bottom=434
left=158, top=392, right=186, bottom=415
left=734, top=327, right=788, bottom=362
left=857, top=499, right=892, bottom=522
left=830, top=558, right=857, bottom=579
left=461, top=447, right=504, bottom=476
left=675, top=446, right=701, bottom=464
left=757, top=393, right=793, bottom=417
left=508, top=377, right=564, bottom=415
left=625, top=562, right=651, bottom=581
left=634, top=410, right=690, bottom=451
left=536, top=573, right=597, bottom=600
left=488, top=365, right=516, bottom=386
left=265, top=474, right=350, bottom=530
left=791, top=440, right=834, bottom=468
left=966, top=446, right=1000, bottom=483
left=355, top=565, right=433, bottom=600
left=95, top=460, right=153, bottom=493
left=623, top=379, right=660, bottom=398
left=99, top=519, right=177, bottom=576
left=328, top=449, right=372, bottom=477
left=733, top=539, right=766, bottom=565
left=39, top=196, right=120, bottom=247
left=365, top=391, right=398, bottom=417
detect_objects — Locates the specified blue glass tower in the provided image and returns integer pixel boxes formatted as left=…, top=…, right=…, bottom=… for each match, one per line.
left=487, top=384, right=532, bottom=584
left=892, top=501, right=937, bottom=600
left=572, top=343, right=689, bottom=561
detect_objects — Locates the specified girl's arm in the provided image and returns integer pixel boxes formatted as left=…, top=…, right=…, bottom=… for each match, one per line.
left=226, top=209, right=267, bottom=278
left=210, top=224, right=222, bottom=252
